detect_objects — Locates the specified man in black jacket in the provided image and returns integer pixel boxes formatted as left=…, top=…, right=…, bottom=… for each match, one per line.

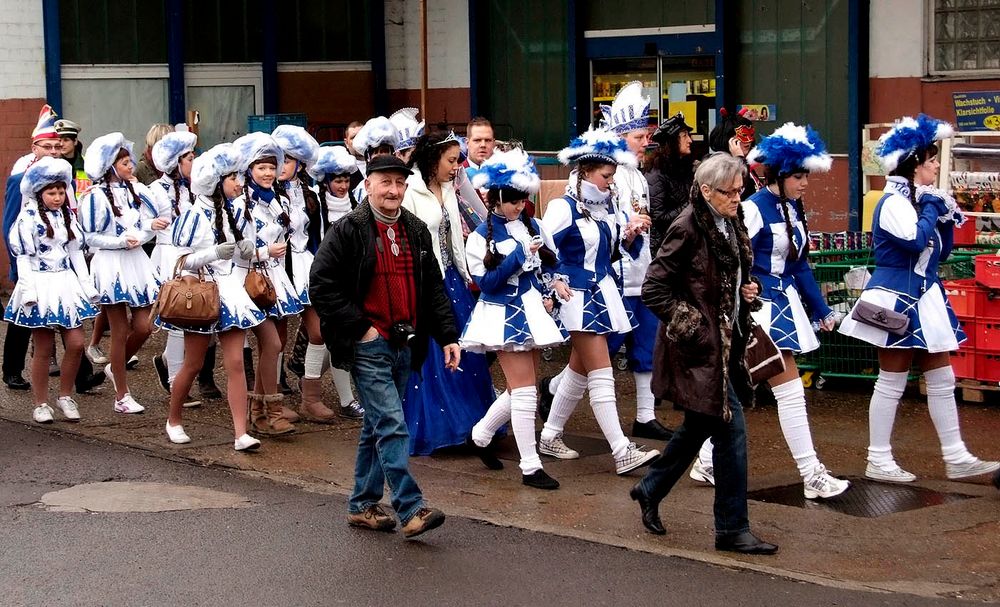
left=309, top=155, right=460, bottom=540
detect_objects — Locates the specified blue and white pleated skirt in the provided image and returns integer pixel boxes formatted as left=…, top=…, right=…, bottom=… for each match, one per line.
left=151, top=241, right=182, bottom=285
left=557, top=274, right=634, bottom=335
left=404, top=265, right=496, bottom=456
left=839, top=282, right=965, bottom=353
left=90, top=247, right=158, bottom=307
left=751, top=282, right=820, bottom=354
left=4, top=269, right=99, bottom=329
left=231, top=259, right=303, bottom=319
left=460, top=288, right=567, bottom=353
left=155, top=269, right=268, bottom=334
left=289, top=249, right=313, bottom=306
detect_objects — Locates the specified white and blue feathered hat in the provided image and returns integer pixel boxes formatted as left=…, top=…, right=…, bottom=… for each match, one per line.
left=557, top=125, right=637, bottom=168
left=389, top=108, right=425, bottom=152
left=84, top=132, right=136, bottom=181
left=190, top=143, right=246, bottom=196
left=352, top=116, right=400, bottom=157
left=20, top=157, right=73, bottom=199
left=746, top=122, right=832, bottom=175
left=308, top=146, right=359, bottom=182
left=271, top=124, right=320, bottom=166
left=875, top=114, right=954, bottom=173
left=233, top=132, right=284, bottom=173
left=600, top=81, right=650, bottom=136
left=152, top=131, right=198, bottom=174
left=468, top=148, right=540, bottom=195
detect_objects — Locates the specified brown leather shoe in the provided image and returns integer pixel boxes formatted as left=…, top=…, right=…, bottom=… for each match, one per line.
left=299, top=377, right=337, bottom=423
left=402, top=507, right=445, bottom=539
left=347, top=504, right=396, bottom=532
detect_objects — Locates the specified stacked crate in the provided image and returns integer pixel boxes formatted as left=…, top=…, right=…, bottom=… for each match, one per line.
left=947, top=254, right=1000, bottom=383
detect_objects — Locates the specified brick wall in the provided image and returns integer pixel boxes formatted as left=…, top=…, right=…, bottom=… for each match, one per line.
left=0, top=97, right=45, bottom=289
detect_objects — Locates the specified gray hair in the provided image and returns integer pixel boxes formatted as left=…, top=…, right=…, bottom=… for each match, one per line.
left=693, top=152, right=746, bottom=191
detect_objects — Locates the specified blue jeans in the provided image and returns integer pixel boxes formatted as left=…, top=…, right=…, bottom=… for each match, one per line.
left=637, top=381, right=750, bottom=536
left=348, top=336, right=424, bottom=524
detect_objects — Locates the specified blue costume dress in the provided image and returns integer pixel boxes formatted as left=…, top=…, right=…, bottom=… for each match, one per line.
left=460, top=212, right=567, bottom=352
left=402, top=198, right=495, bottom=456
left=840, top=177, right=965, bottom=352
left=158, top=195, right=268, bottom=333
left=542, top=194, right=639, bottom=335
left=742, top=187, right=832, bottom=353
left=77, top=182, right=159, bottom=307
left=4, top=203, right=99, bottom=328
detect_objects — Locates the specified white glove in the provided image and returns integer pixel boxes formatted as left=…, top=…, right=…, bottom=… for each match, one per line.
left=235, top=240, right=256, bottom=261
left=215, top=242, right=237, bottom=261
left=20, top=288, right=38, bottom=307
left=84, top=286, right=101, bottom=305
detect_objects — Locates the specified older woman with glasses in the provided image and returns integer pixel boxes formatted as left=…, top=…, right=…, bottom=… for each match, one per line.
left=628, top=152, right=778, bottom=555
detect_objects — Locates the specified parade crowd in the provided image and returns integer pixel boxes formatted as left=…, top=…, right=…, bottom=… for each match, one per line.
left=4, top=86, right=999, bottom=545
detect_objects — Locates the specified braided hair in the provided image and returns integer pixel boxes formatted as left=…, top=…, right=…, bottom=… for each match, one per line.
left=765, top=167, right=810, bottom=261
left=36, top=185, right=77, bottom=241
left=170, top=170, right=195, bottom=216
left=211, top=182, right=243, bottom=244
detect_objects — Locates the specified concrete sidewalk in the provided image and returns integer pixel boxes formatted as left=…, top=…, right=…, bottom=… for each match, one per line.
left=1, top=329, right=998, bottom=602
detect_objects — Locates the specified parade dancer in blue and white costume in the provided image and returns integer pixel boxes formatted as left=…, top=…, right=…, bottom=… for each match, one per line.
left=840, top=114, right=998, bottom=483
left=5, top=157, right=98, bottom=423
left=462, top=149, right=568, bottom=489
left=350, top=116, right=401, bottom=203
left=538, top=126, right=660, bottom=475
left=160, top=142, right=261, bottom=451
left=78, top=132, right=161, bottom=414
left=232, top=132, right=303, bottom=436
left=694, top=123, right=850, bottom=499
left=390, top=107, right=425, bottom=166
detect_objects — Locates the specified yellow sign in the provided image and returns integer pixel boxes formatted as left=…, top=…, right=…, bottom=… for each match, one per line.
left=984, top=114, right=1000, bottom=130
left=667, top=101, right=697, bottom=133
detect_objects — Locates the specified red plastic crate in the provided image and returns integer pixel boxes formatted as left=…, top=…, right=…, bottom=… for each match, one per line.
left=951, top=349, right=975, bottom=379
left=974, top=351, right=1000, bottom=382
left=954, top=220, right=976, bottom=245
left=976, top=320, right=1000, bottom=352
left=944, top=279, right=979, bottom=316
left=974, top=287, right=1000, bottom=320
left=960, top=317, right=977, bottom=349
left=975, top=254, right=1000, bottom=289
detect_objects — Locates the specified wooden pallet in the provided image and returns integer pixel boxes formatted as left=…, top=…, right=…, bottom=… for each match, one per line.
left=922, top=378, right=1000, bottom=402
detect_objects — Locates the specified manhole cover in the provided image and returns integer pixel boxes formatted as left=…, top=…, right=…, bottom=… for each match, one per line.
left=748, top=477, right=975, bottom=518
left=40, top=482, right=255, bottom=513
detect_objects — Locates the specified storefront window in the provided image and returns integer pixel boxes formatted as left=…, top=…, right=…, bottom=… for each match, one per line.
left=931, top=0, right=1000, bottom=74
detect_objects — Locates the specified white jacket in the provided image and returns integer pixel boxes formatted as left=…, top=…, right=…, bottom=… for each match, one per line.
left=401, top=169, right=470, bottom=282
left=613, top=164, right=652, bottom=297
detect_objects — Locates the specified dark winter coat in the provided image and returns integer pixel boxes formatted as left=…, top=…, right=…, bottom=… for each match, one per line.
left=642, top=199, right=760, bottom=418
left=646, top=156, right=694, bottom=253
left=308, top=201, right=459, bottom=371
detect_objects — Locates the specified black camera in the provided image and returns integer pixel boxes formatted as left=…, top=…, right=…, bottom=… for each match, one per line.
left=389, top=321, right=416, bottom=348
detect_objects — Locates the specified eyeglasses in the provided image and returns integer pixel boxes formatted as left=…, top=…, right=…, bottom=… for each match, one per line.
left=33, top=143, right=61, bottom=152
left=714, top=187, right=744, bottom=199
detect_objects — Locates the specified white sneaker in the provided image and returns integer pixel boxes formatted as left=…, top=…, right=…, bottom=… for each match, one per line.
left=689, top=458, right=716, bottom=485
left=104, top=364, right=117, bottom=392
left=945, top=459, right=1000, bottom=480
left=615, top=443, right=659, bottom=475
left=114, top=393, right=145, bottom=414
left=865, top=462, right=916, bottom=483
left=538, top=434, right=580, bottom=459
left=803, top=464, right=851, bottom=499
left=86, top=345, right=108, bottom=365
left=165, top=422, right=191, bottom=444
left=234, top=434, right=261, bottom=451
left=182, top=398, right=202, bottom=409
left=33, top=404, right=54, bottom=424
left=56, top=396, right=81, bottom=421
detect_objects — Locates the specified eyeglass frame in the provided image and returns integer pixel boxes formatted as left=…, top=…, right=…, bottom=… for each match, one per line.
left=714, top=186, right=744, bottom=199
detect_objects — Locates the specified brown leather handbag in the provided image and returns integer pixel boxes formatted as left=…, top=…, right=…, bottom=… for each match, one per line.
left=245, top=249, right=276, bottom=310
left=744, top=319, right=786, bottom=386
left=156, top=255, right=220, bottom=327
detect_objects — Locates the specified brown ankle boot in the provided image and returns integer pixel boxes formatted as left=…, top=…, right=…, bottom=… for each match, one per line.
left=300, top=377, right=337, bottom=423
left=280, top=404, right=300, bottom=423
left=265, top=393, right=296, bottom=435
left=248, top=393, right=272, bottom=436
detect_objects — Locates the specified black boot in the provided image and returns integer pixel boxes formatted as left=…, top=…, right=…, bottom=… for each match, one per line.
left=278, top=354, right=294, bottom=395
left=243, top=347, right=255, bottom=390
left=465, top=433, right=504, bottom=470
left=198, top=344, right=222, bottom=399
left=537, top=376, right=555, bottom=422
left=75, top=352, right=105, bottom=394
left=631, top=419, right=673, bottom=441
left=287, top=327, right=308, bottom=379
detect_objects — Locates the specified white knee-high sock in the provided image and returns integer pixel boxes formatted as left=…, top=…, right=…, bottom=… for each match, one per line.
left=548, top=367, right=567, bottom=396
left=276, top=352, right=284, bottom=380
left=924, top=366, right=975, bottom=465
left=868, top=370, right=909, bottom=468
left=472, top=391, right=512, bottom=447
left=699, top=438, right=714, bottom=468
left=587, top=367, right=630, bottom=458
left=772, top=378, right=820, bottom=479
left=164, top=330, right=185, bottom=384
left=304, top=343, right=327, bottom=380
left=633, top=371, right=655, bottom=423
left=331, top=368, right=355, bottom=405
left=510, top=386, right=543, bottom=474
left=540, top=368, right=587, bottom=441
